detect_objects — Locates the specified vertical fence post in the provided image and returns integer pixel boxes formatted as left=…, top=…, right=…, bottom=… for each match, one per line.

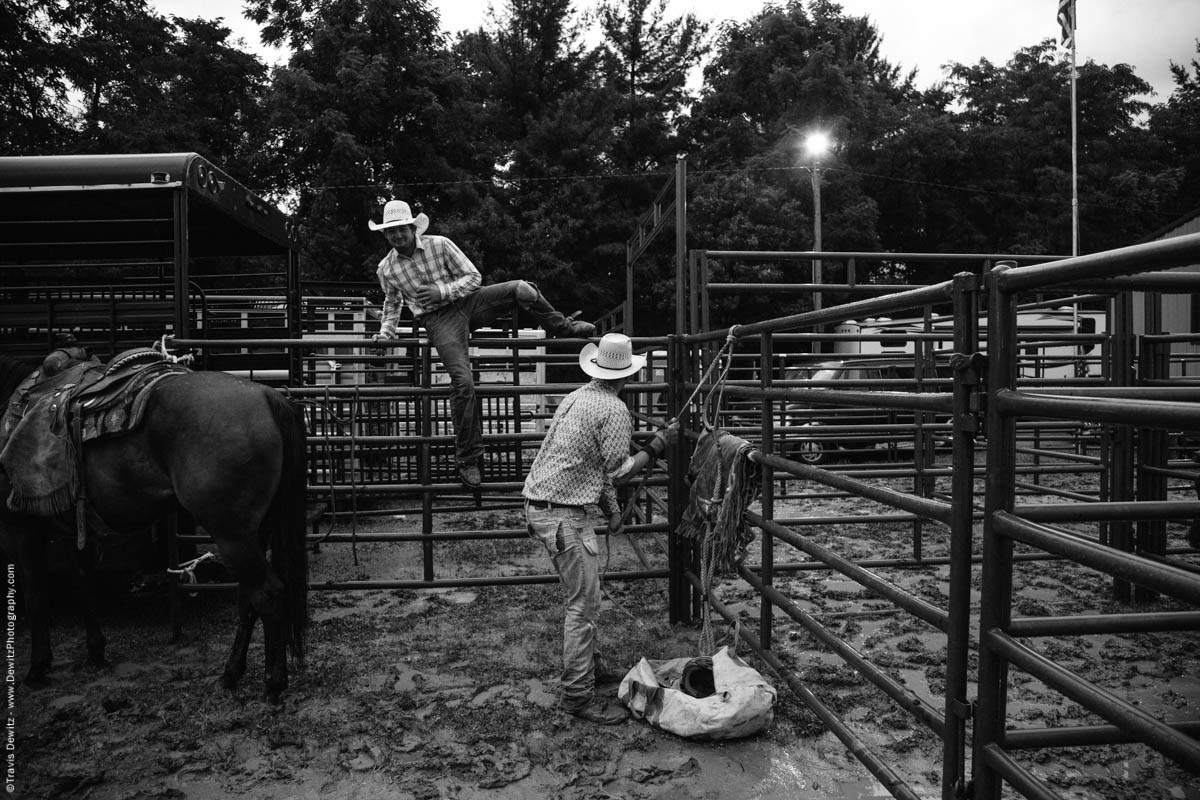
left=972, top=263, right=1021, bottom=800
left=1110, top=290, right=1136, bottom=601
left=911, top=316, right=929, bottom=559
left=758, top=332, right=775, bottom=652
left=507, top=299, right=524, bottom=479
left=686, top=251, right=699, bottom=337
left=627, top=239, right=636, bottom=336
left=1135, top=337, right=1169, bottom=603
left=287, top=249, right=302, bottom=383
left=419, top=342, right=435, bottom=582
left=944, top=272, right=980, bottom=800
left=172, top=187, right=190, bottom=341
left=667, top=333, right=690, bottom=624
left=675, top=155, right=686, bottom=338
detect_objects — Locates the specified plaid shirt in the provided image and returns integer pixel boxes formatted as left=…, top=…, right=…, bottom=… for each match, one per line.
left=376, top=233, right=482, bottom=336
left=523, top=380, right=639, bottom=517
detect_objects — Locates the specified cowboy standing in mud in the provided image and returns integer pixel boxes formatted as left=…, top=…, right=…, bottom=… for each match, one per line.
left=523, top=333, right=679, bottom=725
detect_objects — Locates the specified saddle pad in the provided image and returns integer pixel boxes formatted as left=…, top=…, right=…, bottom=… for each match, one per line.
left=78, top=362, right=187, bottom=442
left=0, top=354, right=189, bottom=516
left=0, top=362, right=97, bottom=515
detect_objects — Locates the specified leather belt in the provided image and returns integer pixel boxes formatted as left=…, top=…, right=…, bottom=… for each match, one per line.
left=526, top=499, right=581, bottom=510
left=415, top=301, right=454, bottom=321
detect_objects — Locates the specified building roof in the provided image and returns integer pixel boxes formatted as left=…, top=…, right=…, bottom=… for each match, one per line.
left=1141, top=202, right=1200, bottom=244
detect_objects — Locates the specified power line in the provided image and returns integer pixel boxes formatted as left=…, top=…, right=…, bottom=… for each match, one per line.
left=297, top=162, right=1180, bottom=221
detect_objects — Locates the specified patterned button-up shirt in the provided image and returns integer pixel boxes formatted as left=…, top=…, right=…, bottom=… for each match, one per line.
left=376, top=234, right=482, bottom=336
left=523, top=380, right=640, bottom=517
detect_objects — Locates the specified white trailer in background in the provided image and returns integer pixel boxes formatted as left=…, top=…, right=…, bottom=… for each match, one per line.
left=831, top=305, right=1107, bottom=380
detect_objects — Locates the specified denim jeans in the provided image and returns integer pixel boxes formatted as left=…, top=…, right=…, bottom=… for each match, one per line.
left=526, top=503, right=601, bottom=711
left=423, top=281, right=571, bottom=464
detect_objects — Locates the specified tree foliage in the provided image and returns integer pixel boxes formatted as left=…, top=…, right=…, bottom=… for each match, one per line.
left=0, top=0, right=72, bottom=152
left=247, top=0, right=472, bottom=281
left=598, top=0, right=708, bottom=171
left=5, top=0, right=1200, bottom=335
left=1149, top=40, right=1200, bottom=214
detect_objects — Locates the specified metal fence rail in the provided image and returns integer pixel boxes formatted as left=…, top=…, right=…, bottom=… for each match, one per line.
left=166, top=332, right=676, bottom=591
left=971, top=233, right=1200, bottom=799
left=678, top=239, right=1200, bottom=799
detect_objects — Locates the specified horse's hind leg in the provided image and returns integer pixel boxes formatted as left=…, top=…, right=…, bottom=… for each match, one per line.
left=221, top=588, right=257, bottom=690
left=212, top=537, right=288, bottom=703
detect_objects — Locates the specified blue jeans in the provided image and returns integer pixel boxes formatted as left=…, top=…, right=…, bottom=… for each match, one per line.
left=526, top=503, right=601, bottom=711
left=423, top=281, right=571, bottom=464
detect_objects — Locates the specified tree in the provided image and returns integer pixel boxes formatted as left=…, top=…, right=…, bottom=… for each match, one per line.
left=29, top=0, right=270, bottom=171
left=54, top=0, right=176, bottom=150
left=676, top=0, right=915, bottom=322
left=597, top=0, right=708, bottom=171
left=0, top=0, right=72, bottom=152
left=453, top=0, right=630, bottom=319
left=454, top=0, right=594, bottom=147
left=1149, top=40, right=1200, bottom=216
left=941, top=42, right=1175, bottom=254
left=153, top=17, right=271, bottom=182
left=247, top=0, right=477, bottom=283
left=684, top=0, right=909, bottom=169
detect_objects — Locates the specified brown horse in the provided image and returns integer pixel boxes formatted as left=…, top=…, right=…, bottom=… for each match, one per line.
left=0, top=350, right=308, bottom=703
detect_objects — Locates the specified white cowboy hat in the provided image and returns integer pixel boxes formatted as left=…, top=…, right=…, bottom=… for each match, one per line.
left=579, top=333, right=646, bottom=380
left=368, top=200, right=430, bottom=233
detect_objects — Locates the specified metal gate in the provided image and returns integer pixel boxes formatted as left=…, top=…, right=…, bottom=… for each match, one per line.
left=674, top=234, right=1200, bottom=798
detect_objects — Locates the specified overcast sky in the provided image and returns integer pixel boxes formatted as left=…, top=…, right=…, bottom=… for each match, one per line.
left=153, top=0, right=1199, bottom=102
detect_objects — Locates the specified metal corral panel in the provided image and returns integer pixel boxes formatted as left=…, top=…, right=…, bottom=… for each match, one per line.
left=0, top=152, right=296, bottom=259
left=0, top=153, right=301, bottom=369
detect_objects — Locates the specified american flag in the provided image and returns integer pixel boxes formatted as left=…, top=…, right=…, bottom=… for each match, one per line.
left=1057, top=0, right=1075, bottom=49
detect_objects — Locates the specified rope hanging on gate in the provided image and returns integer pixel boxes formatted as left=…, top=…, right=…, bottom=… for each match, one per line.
left=682, top=428, right=761, bottom=655
left=666, top=325, right=742, bottom=432
left=673, top=325, right=762, bottom=656
left=604, top=327, right=751, bottom=643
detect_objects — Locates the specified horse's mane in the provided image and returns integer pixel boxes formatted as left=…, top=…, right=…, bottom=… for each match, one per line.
left=0, top=354, right=37, bottom=404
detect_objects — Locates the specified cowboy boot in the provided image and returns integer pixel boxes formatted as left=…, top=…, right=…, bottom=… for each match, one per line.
left=522, top=284, right=595, bottom=338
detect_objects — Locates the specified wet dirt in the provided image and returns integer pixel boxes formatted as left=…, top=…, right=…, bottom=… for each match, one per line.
left=7, top=483, right=1199, bottom=800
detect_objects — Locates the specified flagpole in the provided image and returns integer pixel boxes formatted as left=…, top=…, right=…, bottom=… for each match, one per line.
left=1069, top=0, right=1079, bottom=256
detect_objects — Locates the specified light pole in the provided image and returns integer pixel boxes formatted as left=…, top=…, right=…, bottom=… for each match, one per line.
left=804, top=131, right=831, bottom=312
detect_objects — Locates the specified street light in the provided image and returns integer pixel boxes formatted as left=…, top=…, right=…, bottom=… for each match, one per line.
left=803, top=131, right=831, bottom=312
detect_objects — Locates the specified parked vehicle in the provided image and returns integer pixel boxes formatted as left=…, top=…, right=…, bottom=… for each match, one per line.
left=781, top=356, right=953, bottom=465
left=833, top=306, right=1105, bottom=380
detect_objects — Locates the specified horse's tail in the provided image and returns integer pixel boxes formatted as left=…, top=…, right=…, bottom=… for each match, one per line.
left=265, top=389, right=309, bottom=665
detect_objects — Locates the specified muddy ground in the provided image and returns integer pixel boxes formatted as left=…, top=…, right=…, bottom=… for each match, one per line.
left=8, top=474, right=1200, bottom=800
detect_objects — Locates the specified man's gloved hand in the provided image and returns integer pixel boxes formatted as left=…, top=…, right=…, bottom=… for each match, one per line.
left=660, top=419, right=681, bottom=446
left=641, top=419, right=681, bottom=463
left=606, top=510, right=625, bottom=537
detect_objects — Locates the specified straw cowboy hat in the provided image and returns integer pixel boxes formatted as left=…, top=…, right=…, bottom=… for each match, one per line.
left=580, top=333, right=646, bottom=380
left=368, top=200, right=430, bottom=234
